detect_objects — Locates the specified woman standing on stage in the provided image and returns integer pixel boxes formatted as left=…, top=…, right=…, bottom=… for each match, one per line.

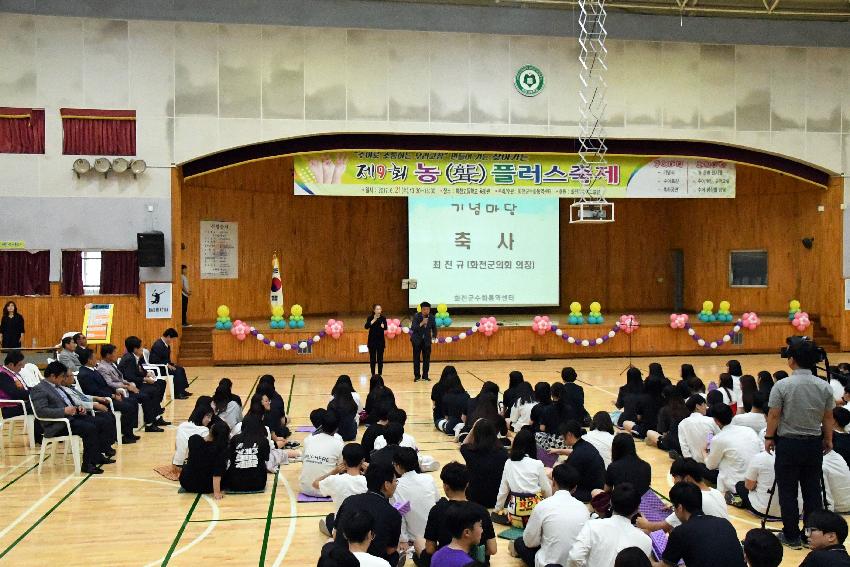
left=364, top=304, right=387, bottom=376
left=0, top=301, right=24, bottom=349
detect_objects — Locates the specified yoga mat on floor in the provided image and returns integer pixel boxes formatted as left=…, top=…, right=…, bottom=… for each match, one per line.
left=497, top=527, right=524, bottom=541
left=297, top=493, right=332, bottom=502
left=639, top=490, right=670, bottom=522
left=295, top=426, right=316, bottom=433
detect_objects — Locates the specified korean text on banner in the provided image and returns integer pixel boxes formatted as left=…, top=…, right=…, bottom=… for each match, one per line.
left=82, top=304, right=114, bottom=344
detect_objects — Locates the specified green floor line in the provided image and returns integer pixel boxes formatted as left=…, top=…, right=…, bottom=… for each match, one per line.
left=0, top=473, right=92, bottom=560
left=187, top=513, right=327, bottom=524
left=246, top=373, right=262, bottom=403
left=161, top=492, right=202, bottom=566
left=467, top=370, right=485, bottom=383
left=285, top=374, right=296, bottom=415
left=258, top=470, right=280, bottom=566
left=0, top=457, right=46, bottom=492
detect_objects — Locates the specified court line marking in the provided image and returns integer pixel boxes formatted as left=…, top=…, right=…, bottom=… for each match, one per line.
left=258, top=470, right=280, bottom=565
left=576, top=378, right=619, bottom=398
left=161, top=376, right=199, bottom=410
left=188, top=513, right=326, bottom=523
left=0, top=473, right=89, bottom=560
left=286, top=374, right=296, bottom=415
left=0, top=455, right=38, bottom=487
left=270, top=474, right=299, bottom=567
left=246, top=373, right=262, bottom=403
left=467, top=370, right=485, bottom=384
left=0, top=474, right=73, bottom=543
left=160, top=492, right=201, bottom=566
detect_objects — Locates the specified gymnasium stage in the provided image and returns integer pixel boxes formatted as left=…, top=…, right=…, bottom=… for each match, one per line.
left=206, top=311, right=814, bottom=366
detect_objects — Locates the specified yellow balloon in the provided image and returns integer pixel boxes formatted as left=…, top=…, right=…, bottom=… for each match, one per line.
left=702, top=300, right=714, bottom=311
left=589, top=301, right=601, bottom=313
left=719, top=301, right=730, bottom=312
left=216, top=305, right=230, bottom=318
left=291, top=304, right=303, bottom=317
left=569, top=302, right=582, bottom=313
left=416, top=304, right=422, bottom=313
left=272, top=306, right=284, bottom=317
left=437, top=303, right=448, bottom=314
left=790, top=300, right=801, bottom=311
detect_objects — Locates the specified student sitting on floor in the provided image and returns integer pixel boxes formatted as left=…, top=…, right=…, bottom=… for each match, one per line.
left=423, top=462, right=497, bottom=564
left=604, top=433, right=652, bottom=497
left=155, top=396, right=213, bottom=481
left=645, top=386, right=689, bottom=458
left=212, top=384, right=243, bottom=429
left=704, top=403, right=761, bottom=498
left=430, top=502, right=484, bottom=567
left=741, top=528, right=783, bottom=567
left=179, top=420, right=230, bottom=499
left=300, top=409, right=345, bottom=497
left=392, top=447, right=439, bottom=555
left=823, top=449, right=850, bottom=514
left=507, top=381, right=536, bottom=433
left=676, top=395, right=719, bottom=474
left=799, top=509, right=850, bottom=567
left=560, top=420, right=606, bottom=503
left=370, top=422, right=405, bottom=469
left=361, top=403, right=390, bottom=458
left=341, top=510, right=392, bottom=567
left=315, top=443, right=368, bottom=537
left=730, top=442, right=791, bottom=518
left=582, top=412, right=615, bottom=468
left=494, top=429, right=552, bottom=528
left=374, top=408, right=418, bottom=451
left=730, top=391, right=768, bottom=435
left=509, top=463, right=589, bottom=567
left=225, top=414, right=270, bottom=493
left=232, top=393, right=300, bottom=471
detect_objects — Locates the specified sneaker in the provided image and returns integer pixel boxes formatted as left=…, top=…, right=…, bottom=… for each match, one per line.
left=776, top=533, right=803, bottom=550
left=318, top=517, right=331, bottom=537
left=490, top=511, right=510, bottom=525
left=284, top=441, right=301, bottom=449
left=667, top=449, right=681, bottom=461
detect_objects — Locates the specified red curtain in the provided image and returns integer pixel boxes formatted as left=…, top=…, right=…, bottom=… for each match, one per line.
left=60, top=108, right=136, bottom=156
left=100, top=251, right=139, bottom=295
left=0, top=251, right=50, bottom=295
left=61, top=251, right=83, bottom=296
left=0, top=108, right=45, bottom=154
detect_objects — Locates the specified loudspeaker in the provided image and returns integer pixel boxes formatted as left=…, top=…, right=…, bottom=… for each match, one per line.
left=137, top=231, right=165, bottom=267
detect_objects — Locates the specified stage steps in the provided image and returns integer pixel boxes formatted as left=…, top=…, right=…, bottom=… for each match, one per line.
left=178, top=325, right=214, bottom=367
left=811, top=320, right=840, bottom=352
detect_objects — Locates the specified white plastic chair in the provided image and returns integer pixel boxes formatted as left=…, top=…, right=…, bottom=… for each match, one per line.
left=72, top=377, right=123, bottom=444
left=31, top=403, right=82, bottom=474
left=0, top=400, right=35, bottom=450
left=142, top=348, right=174, bottom=402
left=19, top=363, right=44, bottom=388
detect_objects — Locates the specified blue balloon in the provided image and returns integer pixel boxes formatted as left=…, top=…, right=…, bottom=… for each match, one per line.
left=297, top=320, right=305, bottom=328
left=215, top=321, right=223, bottom=330
left=444, top=317, right=452, bottom=326
left=224, top=321, right=233, bottom=330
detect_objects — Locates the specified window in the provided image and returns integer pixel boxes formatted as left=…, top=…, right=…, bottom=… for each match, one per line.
left=82, top=251, right=102, bottom=295
left=729, top=250, right=768, bottom=287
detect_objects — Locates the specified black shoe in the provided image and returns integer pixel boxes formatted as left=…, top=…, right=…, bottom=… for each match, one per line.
left=414, top=377, right=421, bottom=382
left=132, top=434, right=142, bottom=441
left=175, top=393, right=190, bottom=400
left=122, top=436, right=137, bottom=444
left=97, top=456, right=116, bottom=465
left=145, top=425, right=165, bottom=433
left=283, top=441, right=300, bottom=449
left=422, top=376, right=431, bottom=381
left=183, top=392, right=193, bottom=397
left=104, top=447, right=117, bottom=457
left=490, top=511, right=510, bottom=525
left=155, top=417, right=171, bottom=426
left=82, top=464, right=104, bottom=474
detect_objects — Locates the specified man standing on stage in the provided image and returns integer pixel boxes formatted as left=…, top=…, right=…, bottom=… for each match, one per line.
left=410, top=302, right=438, bottom=383
left=765, top=336, right=836, bottom=550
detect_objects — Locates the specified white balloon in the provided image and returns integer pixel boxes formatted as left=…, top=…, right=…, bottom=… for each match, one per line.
left=459, top=333, right=467, bottom=339
left=283, top=343, right=292, bottom=350
left=299, top=342, right=308, bottom=349
left=697, top=339, right=705, bottom=347
left=256, top=333, right=265, bottom=341
left=471, top=326, right=479, bottom=333
left=722, top=335, right=731, bottom=342
left=710, top=342, right=718, bottom=349
left=269, top=341, right=276, bottom=347
left=445, top=337, right=453, bottom=343
left=555, top=329, right=564, bottom=336
left=313, top=335, right=321, bottom=342
left=402, top=327, right=410, bottom=333
left=733, top=326, right=741, bottom=333
left=607, top=331, right=616, bottom=338
left=567, top=336, right=575, bottom=343
left=687, top=328, right=696, bottom=336
left=595, top=338, right=604, bottom=345
left=581, top=339, right=590, bottom=347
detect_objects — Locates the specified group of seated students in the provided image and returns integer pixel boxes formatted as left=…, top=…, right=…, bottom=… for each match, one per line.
left=312, top=362, right=850, bottom=567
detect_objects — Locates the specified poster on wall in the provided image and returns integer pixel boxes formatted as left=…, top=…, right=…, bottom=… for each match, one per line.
left=293, top=151, right=736, bottom=199
left=82, top=304, right=114, bottom=344
left=200, top=221, right=238, bottom=279
left=145, top=283, right=172, bottom=319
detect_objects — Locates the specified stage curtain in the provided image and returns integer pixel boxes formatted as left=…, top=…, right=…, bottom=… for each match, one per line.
left=0, top=251, right=50, bottom=295
left=100, top=251, right=139, bottom=295
left=60, top=108, right=136, bottom=156
left=0, top=108, right=45, bottom=154
left=61, top=250, right=84, bottom=296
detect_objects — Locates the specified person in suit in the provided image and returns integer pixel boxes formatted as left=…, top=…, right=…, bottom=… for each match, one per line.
left=118, top=336, right=169, bottom=432
left=149, top=328, right=191, bottom=399
left=59, top=368, right=119, bottom=449
left=57, top=335, right=81, bottom=372
left=77, top=348, right=141, bottom=444
left=73, top=333, right=89, bottom=358
left=30, top=361, right=114, bottom=474
left=364, top=305, right=388, bottom=377
left=97, top=343, right=162, bottom=433
left=410, top=302, right=438, bottom=382
left=0, top=349, right=42, bottom=442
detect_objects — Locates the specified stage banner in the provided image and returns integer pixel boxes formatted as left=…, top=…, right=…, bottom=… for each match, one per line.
left=82, top=303, right=114, bottom=344
left=293, top=151, right=735, bottom=199
left=145, top=282, right=172, bottom=319
left=200, top=220, right=238, bottom=279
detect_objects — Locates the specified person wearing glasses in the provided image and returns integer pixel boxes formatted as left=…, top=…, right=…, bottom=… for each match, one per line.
left=799, top=509, right=850, bottom=566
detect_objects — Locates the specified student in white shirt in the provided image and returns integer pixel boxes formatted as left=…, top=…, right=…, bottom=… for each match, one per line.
left=823, top=450, right=850, bottom=513
left=392, top=447, right=439, bottom=553
left=300, top=409, right=345, bottom=496
left=507, top=381, right=537, bottom=432
left=212, top=385, right=242, bottom=429
left=582, top=412, right=615, bottom=468
left=510, top=463, right=589, bottom=567
left=637, top=458, right=728, bottom=533
left=727, top=359, right=744, bottom=411
left=677, top=395, right=720, bottom=482
left=154, top=396, right=214, bottom=481
left=567, top=482, right=652, bottom=567
left=494, top=429, right=552, bottom=528
left=730, top=392, right=768, bottom=435
left=374, top=408, right=419, bottom=452
left=705, top=403, right=762, bottom=496
left=314, top=443, right=368, bottom=536
left=732, top=449, right=801, bottom=518
left=342, top=509, right=392, bottom=567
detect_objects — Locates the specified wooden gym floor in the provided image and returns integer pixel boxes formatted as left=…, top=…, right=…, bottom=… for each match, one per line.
left=0, top=354, right=822, bottom=566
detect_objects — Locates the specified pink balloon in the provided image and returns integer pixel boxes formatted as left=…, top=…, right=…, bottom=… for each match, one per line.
left=233, top=320, right=243, bottom=326
left=230, top=326, right=239, bottom=336
left=618, top=314, right=639, bottom=334
left=669, top=314, right=688, bottom=329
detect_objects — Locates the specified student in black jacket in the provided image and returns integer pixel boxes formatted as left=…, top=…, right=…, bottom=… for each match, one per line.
left=225, top=414, right=270, bottom=493
left=561, top=367, right=590, bottom=425
left=562, top=420, right=605, bottom=503
left=180, top=420, right=230, bottom=499
left=364, top=305, right=387, bottom=377
left=77, top=349, right=140, bottom=444
left=149, top=328, right=191, bottom=399
left=117, top=336, right=168, bottom=431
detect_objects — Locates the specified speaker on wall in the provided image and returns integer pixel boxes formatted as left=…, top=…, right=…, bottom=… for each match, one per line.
left=137, top=231, right=165, bottom=267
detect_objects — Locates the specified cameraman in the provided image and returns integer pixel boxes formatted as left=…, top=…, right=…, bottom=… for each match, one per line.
left=765, top=336, right=836, bottom=549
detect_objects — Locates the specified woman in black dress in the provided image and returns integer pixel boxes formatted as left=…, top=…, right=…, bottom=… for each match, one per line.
left=225, top=414, right=271, bottom=493
left=460, top=418, right=508, bottom=508
left=364, top=304, right=387, bottom=376
left=179, top=420, right=231, bottom=499
left=0, top=301, right=24, bottom=349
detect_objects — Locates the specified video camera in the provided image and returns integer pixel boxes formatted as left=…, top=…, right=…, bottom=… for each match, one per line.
left=780, top=335, right=829, bottom=378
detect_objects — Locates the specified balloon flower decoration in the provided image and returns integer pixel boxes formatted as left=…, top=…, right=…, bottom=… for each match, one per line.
left=532, top=315, right=552, bottom=335
left=269, top=305, right=287, bottom=329
left=587, top=302, right=604, bottom=324
left=215, top=305, right=233, bottom=330
left=789, top=299, right=802, bottom=321
left=669, top=313, right=689, bottom=329
left=230, top=320, right=251, bottom=340
left=716, top=301, right=734, bottom=323
left=479, top=316, right=499, bottom=337
left=324, top=318, right=344, bottom=339
left=741, top=312, right=761, bottom=330
left=384, top=318, right=403, bottom=339
left=435, top=304, right=453, bottom=328
left=288, top=304, right=305, bottom=329
left=792, top=311, right=811, bottom=332
left=697, top=301, right=716, bottom=322
left=567, top=302, right=585, bottom=325
left=618, top=314, right=640, bottom=334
